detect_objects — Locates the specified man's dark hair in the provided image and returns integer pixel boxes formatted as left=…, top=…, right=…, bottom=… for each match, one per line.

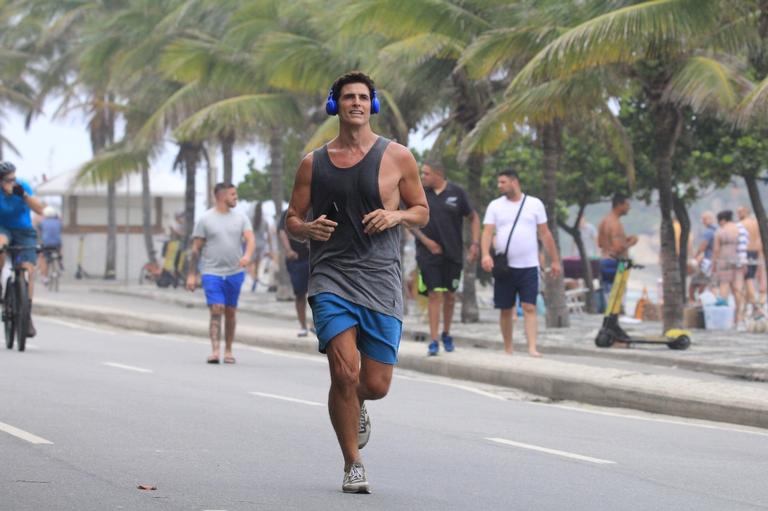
left=423, top=159, right=445, bottom=175
left=214, top=182, right=235, bottom=196
left=331, top=71, right=375, bottom=102
left=612, top=193, right=629, bottom=209
left=497, top=169, right=520, bottom=181
left=717, top=210, right=733, bottom=223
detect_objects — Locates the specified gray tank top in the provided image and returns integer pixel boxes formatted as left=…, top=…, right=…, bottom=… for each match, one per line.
left=308, top=136, right=403, bottom=319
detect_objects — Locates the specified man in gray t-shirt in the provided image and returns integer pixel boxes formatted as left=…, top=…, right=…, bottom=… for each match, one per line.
left=187, top=183, right=255, bottom=364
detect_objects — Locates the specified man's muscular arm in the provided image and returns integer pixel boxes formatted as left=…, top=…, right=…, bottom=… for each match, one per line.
left=363, top=144, right=428, bottom=234
left=285, top=153, right=338, bottom=242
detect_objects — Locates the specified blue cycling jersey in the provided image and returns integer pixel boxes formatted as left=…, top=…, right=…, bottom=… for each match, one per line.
left=0, top=179, right=34, bottom=230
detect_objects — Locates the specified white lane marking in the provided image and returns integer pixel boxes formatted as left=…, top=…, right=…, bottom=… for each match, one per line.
left=487, top=437, right=616, bottom=465
left=0, top=422, right=53, bottom=445
left=102, top=362, right=153, bottom=374
left=395, top=374, right=507, bottom=401
left=249, top=392, right=323, bottom=407
left=245, top=346, right=325, bottom=364
left=531, top=402, right=768, bottom=438
left=40, top=317, right=115, bottom=335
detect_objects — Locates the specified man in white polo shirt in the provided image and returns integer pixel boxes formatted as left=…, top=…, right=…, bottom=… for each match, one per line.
left=481, top=169, right=561, bottom=357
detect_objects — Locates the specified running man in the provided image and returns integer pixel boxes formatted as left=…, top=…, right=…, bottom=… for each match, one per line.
left=480, top=169, right=561, bottom=357
left=285, top=71, right=428, bottom=493
left=0, top=161, right=45, bottom=337
left=411, top=159, right=479, bottom=356
left=186, top=183, right=255, bottom=364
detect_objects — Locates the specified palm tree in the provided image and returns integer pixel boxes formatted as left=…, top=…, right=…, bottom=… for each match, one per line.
left=484, top=0, right=748, bottom=331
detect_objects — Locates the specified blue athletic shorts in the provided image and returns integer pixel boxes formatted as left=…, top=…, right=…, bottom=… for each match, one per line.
left=201, top=272, right=245, bottom=307
left=493, top=266, right=539, bottom=309
left=0, top=227, right=37, bottom=265
left=309, top=292, right=402, bottom=365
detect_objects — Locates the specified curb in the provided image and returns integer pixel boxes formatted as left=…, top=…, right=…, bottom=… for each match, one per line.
left=36, top=299, right=768, bottom=430
left=91, top=287, right=766, bottom=382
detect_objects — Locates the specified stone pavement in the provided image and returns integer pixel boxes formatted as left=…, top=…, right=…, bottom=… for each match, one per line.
left=31, top=282, right=768, bottom=429
left=89, top=282, right=768, bottom=382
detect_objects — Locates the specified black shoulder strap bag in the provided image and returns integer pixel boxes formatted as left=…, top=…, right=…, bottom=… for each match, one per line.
left=492, top=194, right=527, bottom=278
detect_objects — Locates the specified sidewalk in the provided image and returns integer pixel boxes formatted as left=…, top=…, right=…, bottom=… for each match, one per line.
left=34, top=283, right=768, bottom=429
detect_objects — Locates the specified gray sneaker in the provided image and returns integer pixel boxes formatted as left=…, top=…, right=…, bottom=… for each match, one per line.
left=358, top=403, right=371, bottom=449
left=342, top=461, right=371, bottom=494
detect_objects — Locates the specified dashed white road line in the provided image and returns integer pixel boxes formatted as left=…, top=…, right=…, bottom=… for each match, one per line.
left=487, top=437, right=616, bottom=465
left=395, top=374, right=507, bottom=401
left=40, top=317, right=115, bottom=335
left=0, top=422, right=53, bottom=445
left=102, top=362, right=153, bottom=373
left=249, top=392, right=323, bottom=407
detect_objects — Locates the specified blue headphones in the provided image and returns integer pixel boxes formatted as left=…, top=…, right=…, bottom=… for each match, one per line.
left=325, top=87, right=380, bottom=115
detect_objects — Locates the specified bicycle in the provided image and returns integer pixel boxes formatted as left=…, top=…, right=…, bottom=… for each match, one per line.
left=1, top=244, right=47, bottom=352
left=43, top=246, right=63, bottom=292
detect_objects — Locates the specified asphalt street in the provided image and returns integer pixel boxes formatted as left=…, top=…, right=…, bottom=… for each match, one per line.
left=2, top=316, right=768, bottom=510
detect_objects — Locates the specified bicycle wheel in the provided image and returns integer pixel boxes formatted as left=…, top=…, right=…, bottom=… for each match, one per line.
left=16, top=276, right=29, bottom=352
left=4, top=278, right=15, bottom=350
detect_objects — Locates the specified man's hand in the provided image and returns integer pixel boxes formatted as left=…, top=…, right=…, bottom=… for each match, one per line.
left=304, top=215, right=337, bottom=241
left=286, top=249, right=299, bottom=261
left=481, top=254, right=494, bottom=273
left=185, top=274, right=197, bottom=292
left=363, top=209, right=401, bottom=235
left=549, top=259, right=562, bottom=278
left=423, top=238, right=442, bottom=255
left=12, top=184, right=25, bottom=198
left=238, top=256, right=250, bottom=268
left=627, top=235, right=639, bottom=247
left=467, top=244, right=479, bottom=263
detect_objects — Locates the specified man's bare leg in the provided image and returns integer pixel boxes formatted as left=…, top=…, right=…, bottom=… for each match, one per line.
left=522, top=302, right=541, bottom=357
left=209, top=304, right=224, bottom=361
left=224, top=306, right=236, bottom=360
left=326, top=327, right=362, bottom=468
left=295, top=294, right=308, bottom=330
left=499, top=308, right=514, bottom=354
left=443, top=291, right=456, bottom=336
left=427, top=291, right=441, bottom=340
left=358, top=354, right=393, bottom=403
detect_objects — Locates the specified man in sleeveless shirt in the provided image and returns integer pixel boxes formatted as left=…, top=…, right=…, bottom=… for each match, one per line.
left=286, top=72, right=428, bottom=494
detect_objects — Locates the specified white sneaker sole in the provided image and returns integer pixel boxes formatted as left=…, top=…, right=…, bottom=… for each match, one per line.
left=343, top=482, right=371, bottom=494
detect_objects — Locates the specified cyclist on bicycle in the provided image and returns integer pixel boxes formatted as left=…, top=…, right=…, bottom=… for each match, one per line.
left=0, top=161, right=45, bottom=337
left=38, top=206, right=63, bottom=285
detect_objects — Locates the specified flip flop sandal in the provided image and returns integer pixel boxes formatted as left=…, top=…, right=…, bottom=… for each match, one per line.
left=223, top=356, right=236, bottom=364
left=207, top=356, right=220, bottom=364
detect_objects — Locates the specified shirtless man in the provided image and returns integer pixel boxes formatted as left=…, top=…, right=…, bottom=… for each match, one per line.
left=598, top=193, right=638, bottom=302
left=285, top=71, right=428, bottom=494
left=737, top=206, right=766, bottom=314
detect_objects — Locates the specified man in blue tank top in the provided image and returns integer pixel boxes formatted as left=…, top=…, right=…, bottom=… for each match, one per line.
left=286, top=72, right=428, bottom=494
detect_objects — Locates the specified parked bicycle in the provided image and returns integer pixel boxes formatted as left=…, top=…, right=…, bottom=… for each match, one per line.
left=2, top=244, right=53, bottom=351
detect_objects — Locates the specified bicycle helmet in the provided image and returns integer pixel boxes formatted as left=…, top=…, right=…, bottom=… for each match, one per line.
left=0, top=161, right=16, bottom=176
left=43, top=206, right=57, bottom=218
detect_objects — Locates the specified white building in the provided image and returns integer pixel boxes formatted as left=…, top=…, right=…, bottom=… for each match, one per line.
left=35, top=169, right=186, bottom=282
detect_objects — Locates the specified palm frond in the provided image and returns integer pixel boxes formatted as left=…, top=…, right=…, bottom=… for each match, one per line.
left=512, top=0, right=722, bottom=87
left=0, top=133, right=21, bottom=157
left=378, top=88, right=408, bottom=143
left=737, top=75, right=768, bottom=127
left=75, top=146, right=149, bottom=186
left=173, top=94, right=302, bottom=142
left=379, top=33, right=463, bottom=68
left=663, top=55, right=748, bottom=117
left=302, top=116, right=338, bottom=154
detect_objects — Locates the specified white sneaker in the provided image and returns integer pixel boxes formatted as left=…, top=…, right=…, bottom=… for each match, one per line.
left=297, top=328, right=309, bottom=337
left=342, top=461, right=370, bottom=494
left=358, top=403, right=371, bottom=449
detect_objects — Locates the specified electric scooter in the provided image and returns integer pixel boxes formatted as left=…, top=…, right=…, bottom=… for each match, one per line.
left=595, top=258, right=691, bottom=350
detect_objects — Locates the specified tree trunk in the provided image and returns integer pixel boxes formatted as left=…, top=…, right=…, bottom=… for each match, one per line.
left=268, top=127, right=292, bottom=301
left=90, top=93, right=116, bottom=279
left=744, top=173, right=768, bottom=290
left=672, top=193, right=691, bottom=301
left=141, top=164, right=157, bottom=265
left=648, top=97, right=684, bottom=331
left=181, top=142, right=200, bottom=245
left=540, top=121, right=569, bottom=327
left=220, top=131, right=235, bottom=184
left=461, top=153, right=483, bottom=323
left=558, top=204, right=598, bottom=313
left=104, top=178, right=117, bottom=279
